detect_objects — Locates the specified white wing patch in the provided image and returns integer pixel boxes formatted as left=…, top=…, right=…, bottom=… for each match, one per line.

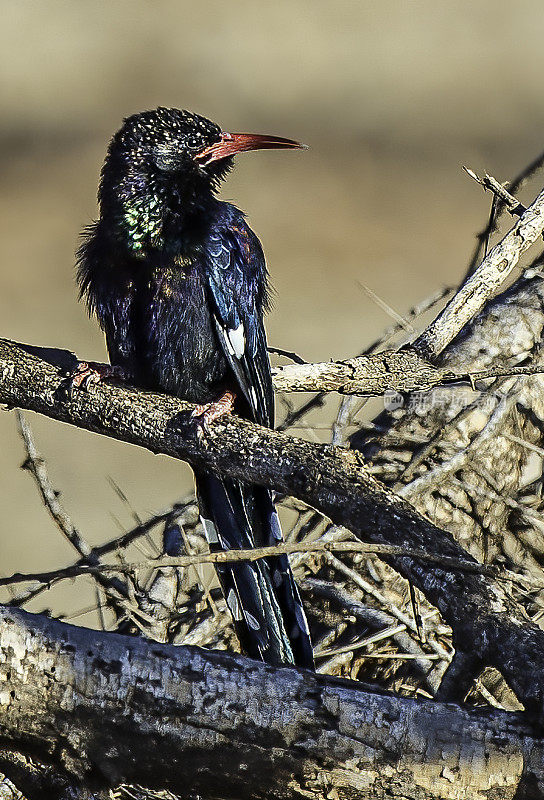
left=227, top=589, right=243, bottom=621
left=227, top=323, right=245, bottom=359
left=269, top=510, right=283, bottom=542
left=200, top=515, right=220, bottom=545
left=244, top=610, right=261, bottom=631
left=295, top=603, right=311, bottom=635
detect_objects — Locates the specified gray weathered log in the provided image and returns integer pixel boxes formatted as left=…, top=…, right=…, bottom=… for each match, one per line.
left=1, top=337, right=544, bottom=720
left=1, top=605, right=542, bottom=800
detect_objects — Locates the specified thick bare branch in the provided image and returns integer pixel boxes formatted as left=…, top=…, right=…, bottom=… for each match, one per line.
left=272, top=349, right=442, bottom=393
left=1, top=606, right=542, bottom=799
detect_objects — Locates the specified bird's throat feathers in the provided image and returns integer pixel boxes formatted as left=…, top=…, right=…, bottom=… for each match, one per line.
left=118, top=190, right=172, bottom=257
left=99, top=148, right=233, bottom=259
left=102, top=170, right=220, bottom=258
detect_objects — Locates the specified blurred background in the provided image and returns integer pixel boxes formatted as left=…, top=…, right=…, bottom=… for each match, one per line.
left=2, top=0, right=544, bottom=617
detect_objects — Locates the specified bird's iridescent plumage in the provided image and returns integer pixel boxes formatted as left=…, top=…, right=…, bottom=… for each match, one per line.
left=77, top=107, right=314, bottom=668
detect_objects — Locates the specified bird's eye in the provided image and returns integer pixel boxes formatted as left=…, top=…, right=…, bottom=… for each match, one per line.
left=186, top=135, right=202, bottom=152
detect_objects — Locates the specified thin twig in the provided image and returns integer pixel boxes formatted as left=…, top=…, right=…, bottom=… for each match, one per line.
left=398, top=392, right=516, bottom=498
left=3, top=538, right=542, bottom=590
left=324, top=553, right=452, bottom=661
left=93, top=500, right=196, bottom=559
left=357, top=282, right=416, bottom=333
left=15, top=410, right=131, bottom=605
left=267, top=346, right=307, bottom=365
left=464, top=168, right=527, bottom=218
left=463, top=147, right=544, bottom=277
left=316, top=611, right=439, bottom=659
left=16, top=410, right=94, bottom=560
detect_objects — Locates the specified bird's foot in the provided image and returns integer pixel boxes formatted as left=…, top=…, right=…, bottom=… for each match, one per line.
left=70, top=361, right=132, bottom=390
left=191, top=390, right=236, bottom=433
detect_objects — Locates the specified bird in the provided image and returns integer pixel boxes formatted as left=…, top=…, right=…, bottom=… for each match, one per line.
left=75, top=107, right=314, bottom=669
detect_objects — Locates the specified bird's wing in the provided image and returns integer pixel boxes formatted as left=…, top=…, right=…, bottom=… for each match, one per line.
left=205, top=224, right=274, bottom=428
left=202, top=220, right=315, bottom=669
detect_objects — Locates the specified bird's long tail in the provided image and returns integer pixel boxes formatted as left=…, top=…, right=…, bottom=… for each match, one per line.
left=195, top=471, right=314, bottom=668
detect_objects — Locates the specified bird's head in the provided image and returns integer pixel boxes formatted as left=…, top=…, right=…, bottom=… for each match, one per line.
left=98, top=107, right=305, bottom=252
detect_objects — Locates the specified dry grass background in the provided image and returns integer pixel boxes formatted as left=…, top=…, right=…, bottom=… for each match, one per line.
left=2, top=0, right=544, bottom=620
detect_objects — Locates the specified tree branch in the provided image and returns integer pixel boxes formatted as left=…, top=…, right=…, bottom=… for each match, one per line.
left=3, top=539, right=540, bottom=589
left=352, top=268, right=544, bottom=706
left=413, top=185, right=544, bottom=360
left=272, top=351, right=544, bottom=395
left=1, top=605, right=542, bottom=799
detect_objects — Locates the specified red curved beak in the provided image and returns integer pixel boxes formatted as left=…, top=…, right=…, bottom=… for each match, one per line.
left=195, top=132, right=307, bottom=166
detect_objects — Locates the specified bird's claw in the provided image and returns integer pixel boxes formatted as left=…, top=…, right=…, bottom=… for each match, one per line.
left=69, top=361, right=131, bottom=391
left=191, top=390, right=236, bottom=436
